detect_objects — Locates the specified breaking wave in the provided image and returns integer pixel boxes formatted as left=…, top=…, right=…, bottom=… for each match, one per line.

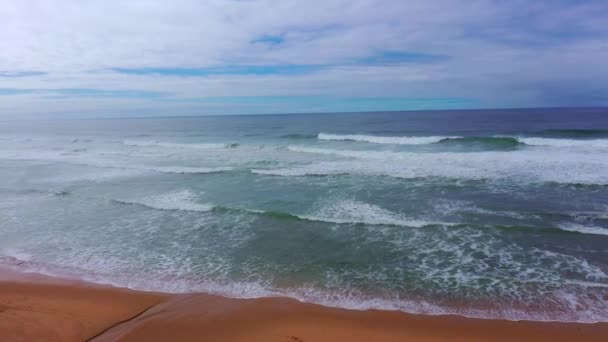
left=318, top=133, right=453, bottom=145
left=557, top=223, right=608, bottom=236
left=317, top=133, right=608, bottom=149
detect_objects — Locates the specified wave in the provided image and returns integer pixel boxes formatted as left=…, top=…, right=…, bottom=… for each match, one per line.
left=5, top=253, right=608, bottom=323
left=286, top=145, right=378, bottom=157
left=123, top=140, right=227, bottom=149
left=434, top=137, right=522, bottom=150
left=280, top=133, right=318, bottom=139
left=219, top=206, right=443, bottom=228
left=113, top=193, right=445, bottom=228
left=112, top=190, right=213, bottom=212
left=251, top=162, right=350, bottom=177
left=316, top=132, right=608, bottom=149
left=300, top=200, right=446, bottom=228
left=246, top=201, right=447, bottom=228
left=557, top=223, right=608, bottom=236
left=257, top=147, right=608, bottom=185
left=318, top=133, right=453, bottom=145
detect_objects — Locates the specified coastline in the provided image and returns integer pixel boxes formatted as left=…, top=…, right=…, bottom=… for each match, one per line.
left=1, top=267, right=607, bottom=341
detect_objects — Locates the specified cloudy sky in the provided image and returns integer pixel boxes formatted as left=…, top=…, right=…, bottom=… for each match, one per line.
left=1, top=0, right=607, bottom=118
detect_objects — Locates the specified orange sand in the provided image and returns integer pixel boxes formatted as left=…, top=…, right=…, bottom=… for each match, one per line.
left=1, top=268, right=606, bottom=342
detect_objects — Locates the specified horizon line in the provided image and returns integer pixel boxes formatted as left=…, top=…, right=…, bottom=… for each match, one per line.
left=2, top=105, right=607, bottom=121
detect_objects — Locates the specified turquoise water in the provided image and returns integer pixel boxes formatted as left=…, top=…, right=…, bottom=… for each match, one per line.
left=1, top=108, right=608, bottom=322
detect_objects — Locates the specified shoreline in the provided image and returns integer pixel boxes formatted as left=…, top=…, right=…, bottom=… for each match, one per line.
left=2, top=267, right=608, bottom=341
left=3, top=256, right=605, bottom=324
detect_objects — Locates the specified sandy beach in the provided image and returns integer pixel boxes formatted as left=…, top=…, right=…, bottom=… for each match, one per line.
left=0, top=267, right=606, bottom=342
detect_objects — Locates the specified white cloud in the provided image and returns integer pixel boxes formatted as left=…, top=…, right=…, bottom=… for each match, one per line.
left=1, top=0, right=607, bottom=117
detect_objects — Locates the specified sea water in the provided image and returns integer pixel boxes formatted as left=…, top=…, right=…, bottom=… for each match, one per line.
left=1, top=108, right=607, bottom=322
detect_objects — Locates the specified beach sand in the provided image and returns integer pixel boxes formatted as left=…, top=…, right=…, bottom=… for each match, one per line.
left=1, top=267, right=607, bottom=342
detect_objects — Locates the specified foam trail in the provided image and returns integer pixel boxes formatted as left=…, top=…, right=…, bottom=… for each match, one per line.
left=318, top=133, right=455, bottom=145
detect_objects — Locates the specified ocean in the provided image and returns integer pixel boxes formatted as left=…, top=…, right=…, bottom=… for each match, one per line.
left=1, top=107, right=607, bottom=322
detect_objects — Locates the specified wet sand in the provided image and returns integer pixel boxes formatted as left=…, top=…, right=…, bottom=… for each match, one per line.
left=1, top=267, right=607, bottom=342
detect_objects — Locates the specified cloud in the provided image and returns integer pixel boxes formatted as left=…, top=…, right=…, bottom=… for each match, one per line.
left=0, top=0, right=607, bottom=117
left=0, top=88, right=169, bottom=99
left=111, top=65, right=325, bottom=76
left=0, top=71, right=47, bottom=77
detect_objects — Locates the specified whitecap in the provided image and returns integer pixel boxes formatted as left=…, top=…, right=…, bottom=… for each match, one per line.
left=557, top=223, right=608, bottom=236
left=318, top=133, right=455, bottom=145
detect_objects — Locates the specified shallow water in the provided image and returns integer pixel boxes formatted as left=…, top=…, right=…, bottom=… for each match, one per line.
left=1, top=108, right=608, bottom=322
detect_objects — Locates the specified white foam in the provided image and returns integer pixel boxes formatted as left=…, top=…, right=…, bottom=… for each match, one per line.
left=116, top=190, right=213, bottom=212
left=317, top=133, right=608, bottom=149
left=3, top=222, right=608, bottom=323
left=123, top=140, right=226, bottom=149
left=318, top=133, right=454, bottom=145
left=520, top=137, right=608, bottom=148
left=432, top=199, right=528, bottom=220
left=301, top=199, right=445, bottom=228
left=267, top=147, right=608, bottom=185
left=557, top=223, right=608, bottom=236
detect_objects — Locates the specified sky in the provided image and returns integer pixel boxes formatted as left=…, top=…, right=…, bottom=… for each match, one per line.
left=1, top=0, right=608, bottom=118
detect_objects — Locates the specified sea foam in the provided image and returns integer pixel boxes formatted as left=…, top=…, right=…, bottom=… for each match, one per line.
left=272, top=146, right=608, bottom=185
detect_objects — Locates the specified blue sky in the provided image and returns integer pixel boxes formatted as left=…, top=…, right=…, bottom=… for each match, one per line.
left=1, top=0, right=607, bottom=118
